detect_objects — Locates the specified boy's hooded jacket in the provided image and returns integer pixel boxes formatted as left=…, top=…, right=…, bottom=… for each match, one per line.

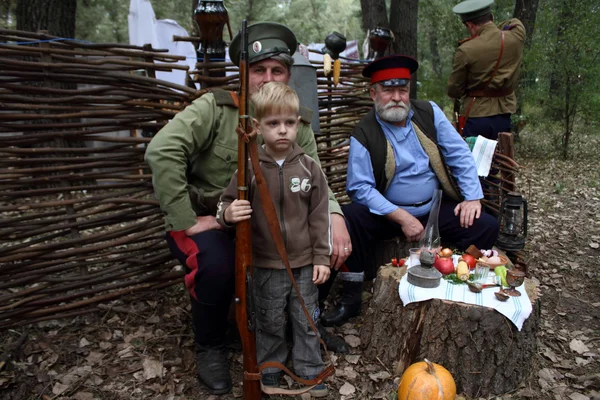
left=217, top=143, right=331, bottom=269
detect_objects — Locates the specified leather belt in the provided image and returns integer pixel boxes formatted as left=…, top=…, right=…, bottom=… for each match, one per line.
left=466, top=87, right=514, bottom=98
left=398, top=197, right=433, bottom=208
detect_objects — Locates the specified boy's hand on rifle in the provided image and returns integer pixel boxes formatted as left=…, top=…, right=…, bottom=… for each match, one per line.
left=312, top=264, right=331, bottom=285
left=224, top=199, right=253, bottom=224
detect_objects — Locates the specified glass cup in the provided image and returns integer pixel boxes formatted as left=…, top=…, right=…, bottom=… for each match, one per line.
left=409, top=248, right=420, bottom=267
left=472, top=263, right=490, bottom=284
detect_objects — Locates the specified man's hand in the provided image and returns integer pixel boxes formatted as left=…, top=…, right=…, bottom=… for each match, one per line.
left=184, top=215, right=223, bottom=236
left=313, top=264, right=331, bottom=285
left=386, top=208, right=424, bottom=242
left=454, top=199, right=482, bottom=228
left=224, top=199, right=252, bottom=224
left=330, top=213, right=351, bottom=270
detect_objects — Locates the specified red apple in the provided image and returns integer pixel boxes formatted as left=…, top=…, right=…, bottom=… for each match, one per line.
left=461, top=254, right=477, bottom=270
left=434, top=256, right=455, bottom=275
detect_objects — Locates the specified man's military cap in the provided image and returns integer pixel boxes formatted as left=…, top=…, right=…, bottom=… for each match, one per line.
left=362, top=55, right=418, bottom=87
left=229, top=22, right=297, bottom=66
left=453, top=0, right=494, bottom=22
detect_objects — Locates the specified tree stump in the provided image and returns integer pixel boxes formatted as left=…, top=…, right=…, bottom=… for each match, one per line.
left=360, top=265, right=541, bottom=397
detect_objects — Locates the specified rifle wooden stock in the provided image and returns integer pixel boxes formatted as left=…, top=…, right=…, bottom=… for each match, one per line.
left=234, top=20, right=262, bottom=400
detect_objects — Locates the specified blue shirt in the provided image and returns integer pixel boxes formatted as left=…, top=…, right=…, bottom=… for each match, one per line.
left=346, top=101, right=483, bottom=217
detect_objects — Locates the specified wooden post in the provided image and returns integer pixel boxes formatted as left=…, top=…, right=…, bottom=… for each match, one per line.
left=497, top=132, right=516, bottom=193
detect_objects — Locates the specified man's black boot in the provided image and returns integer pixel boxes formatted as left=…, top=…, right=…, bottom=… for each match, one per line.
left=320, top=280, right=362, bottom=327
left=191, top=300, right=232, bottom=394
left=196, top=344, right=232, bottom=395
left=318, top=322, right=349, bottom=354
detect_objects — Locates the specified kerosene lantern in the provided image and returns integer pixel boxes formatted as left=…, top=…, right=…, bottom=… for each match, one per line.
left=496, top=191, right=528, bottom=252
left=367, top=27, right=393, bottom=60
left=407, top=190, right=442, bottom=288
left=194, top=0, right=229, bottom=86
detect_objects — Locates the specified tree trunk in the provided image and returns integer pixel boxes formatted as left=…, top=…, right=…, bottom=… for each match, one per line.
left=1, top=0, right=12, bottom=27
left=16, top=0, right=85, bottom=164
left=16, top=0, right=76, bottom=37
left=360, top=0, right=388, bottom=31
left=389, top=0, right=418, bottom=98
left=361, top=265, right=541, bottom=397
left=547, top=0, right=570, bottom=119
left=512, top=0, right=540, bottom=134
left=513, top=0, right=540, bottom=49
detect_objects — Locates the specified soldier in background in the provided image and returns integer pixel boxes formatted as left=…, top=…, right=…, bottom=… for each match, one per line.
left=448, top=0, right=525, bottom=140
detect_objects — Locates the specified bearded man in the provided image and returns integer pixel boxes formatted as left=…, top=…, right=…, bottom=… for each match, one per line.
left=319, top=55, right=499, bottom=327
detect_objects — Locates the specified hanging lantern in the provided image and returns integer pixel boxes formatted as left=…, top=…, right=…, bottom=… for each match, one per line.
left=194, top=0, right=229, bottom=87
left=367, top=27, right=393, bottom=60
left=322, top=31, right=347, bottom=59
left=496, top=192, right=528, bottom=252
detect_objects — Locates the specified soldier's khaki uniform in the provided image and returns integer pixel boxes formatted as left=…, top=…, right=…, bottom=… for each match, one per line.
left=447, top=19, right=525, bottom=118
left=144, top=90, right=341, bottom=232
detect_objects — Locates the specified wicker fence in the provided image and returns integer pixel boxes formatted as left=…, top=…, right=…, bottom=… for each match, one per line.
left=0, top=30, right=519, bottom=329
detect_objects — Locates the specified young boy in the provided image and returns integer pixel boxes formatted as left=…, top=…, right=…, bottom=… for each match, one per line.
left=216, top=82, right=331, bottom=397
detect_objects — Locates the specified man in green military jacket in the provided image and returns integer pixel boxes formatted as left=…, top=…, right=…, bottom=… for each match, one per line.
left=448, top=0, right=525, bottom=140
left=144, top=22, right=351, bottom=395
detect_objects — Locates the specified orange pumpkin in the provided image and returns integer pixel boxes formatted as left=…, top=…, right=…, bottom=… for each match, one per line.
left=398, top=359, right=456, bottom=400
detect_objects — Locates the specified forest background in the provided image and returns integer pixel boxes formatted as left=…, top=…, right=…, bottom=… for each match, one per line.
left=0, top=0, right=599, bottom=158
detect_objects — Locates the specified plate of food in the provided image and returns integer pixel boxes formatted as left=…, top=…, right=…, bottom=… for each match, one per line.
left=478, top=254, right=509, bottom=269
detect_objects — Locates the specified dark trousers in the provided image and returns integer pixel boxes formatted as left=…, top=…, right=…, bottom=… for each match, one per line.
left=341, top=200, right=499, bottom=275
left=463, top=113, right=511, bottom=140
left=166, top=230, right=235, bottom=346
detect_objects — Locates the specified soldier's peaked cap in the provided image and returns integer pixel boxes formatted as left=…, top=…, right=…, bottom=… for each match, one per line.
left=453, top=0, right=495, bottom=22
left=362, top=55, right=418, bottom=87
left=229, top=22, right=297, bottom=67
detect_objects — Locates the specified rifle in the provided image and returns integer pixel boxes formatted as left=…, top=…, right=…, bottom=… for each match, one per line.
left=234, top=19, right=262, bottom=400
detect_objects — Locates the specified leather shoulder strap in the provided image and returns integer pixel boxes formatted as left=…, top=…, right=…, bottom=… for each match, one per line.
left=457, top=35, right=477, bottom=46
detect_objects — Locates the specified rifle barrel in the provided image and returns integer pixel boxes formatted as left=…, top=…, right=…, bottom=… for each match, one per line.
left=234, top=19, right=262, bottom=400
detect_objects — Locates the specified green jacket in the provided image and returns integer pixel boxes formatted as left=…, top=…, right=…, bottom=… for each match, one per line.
left=447, top=19, right=525, bottom=118
left=145, top=90, right=342, bottom=231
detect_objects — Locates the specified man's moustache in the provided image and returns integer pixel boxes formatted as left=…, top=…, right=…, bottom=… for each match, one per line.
left=384, top=102, right=408, bottom=110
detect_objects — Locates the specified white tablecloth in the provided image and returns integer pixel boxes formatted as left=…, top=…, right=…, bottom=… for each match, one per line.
left=399, top=271, right=533, bottom=331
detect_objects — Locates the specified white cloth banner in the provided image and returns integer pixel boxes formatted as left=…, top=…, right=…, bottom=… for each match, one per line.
left=128, top=0, right=197, bottom=88
left=399, top=271, right=533, bottom=331
left=471, top=135, right=498, bottom=177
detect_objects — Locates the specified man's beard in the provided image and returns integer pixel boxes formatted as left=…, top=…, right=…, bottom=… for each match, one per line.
left=375, top=100, right=410, bottom=123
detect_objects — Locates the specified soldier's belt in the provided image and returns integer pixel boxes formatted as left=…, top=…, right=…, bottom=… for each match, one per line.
left=466, top=87, right=514, bottom=98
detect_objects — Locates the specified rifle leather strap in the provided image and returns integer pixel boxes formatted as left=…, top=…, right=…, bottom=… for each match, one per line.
left=237, top=124, right=335, bottom=394
left=463, top=31, right=505, bottom=125
left=244, top=372, right=261, bottom=381
left=228, top=90, right=240, bottom=108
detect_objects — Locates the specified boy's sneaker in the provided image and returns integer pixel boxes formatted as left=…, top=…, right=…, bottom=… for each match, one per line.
left=303, top=375, right=328, bottom=398
left=261, top=372, right=281, bottom=388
